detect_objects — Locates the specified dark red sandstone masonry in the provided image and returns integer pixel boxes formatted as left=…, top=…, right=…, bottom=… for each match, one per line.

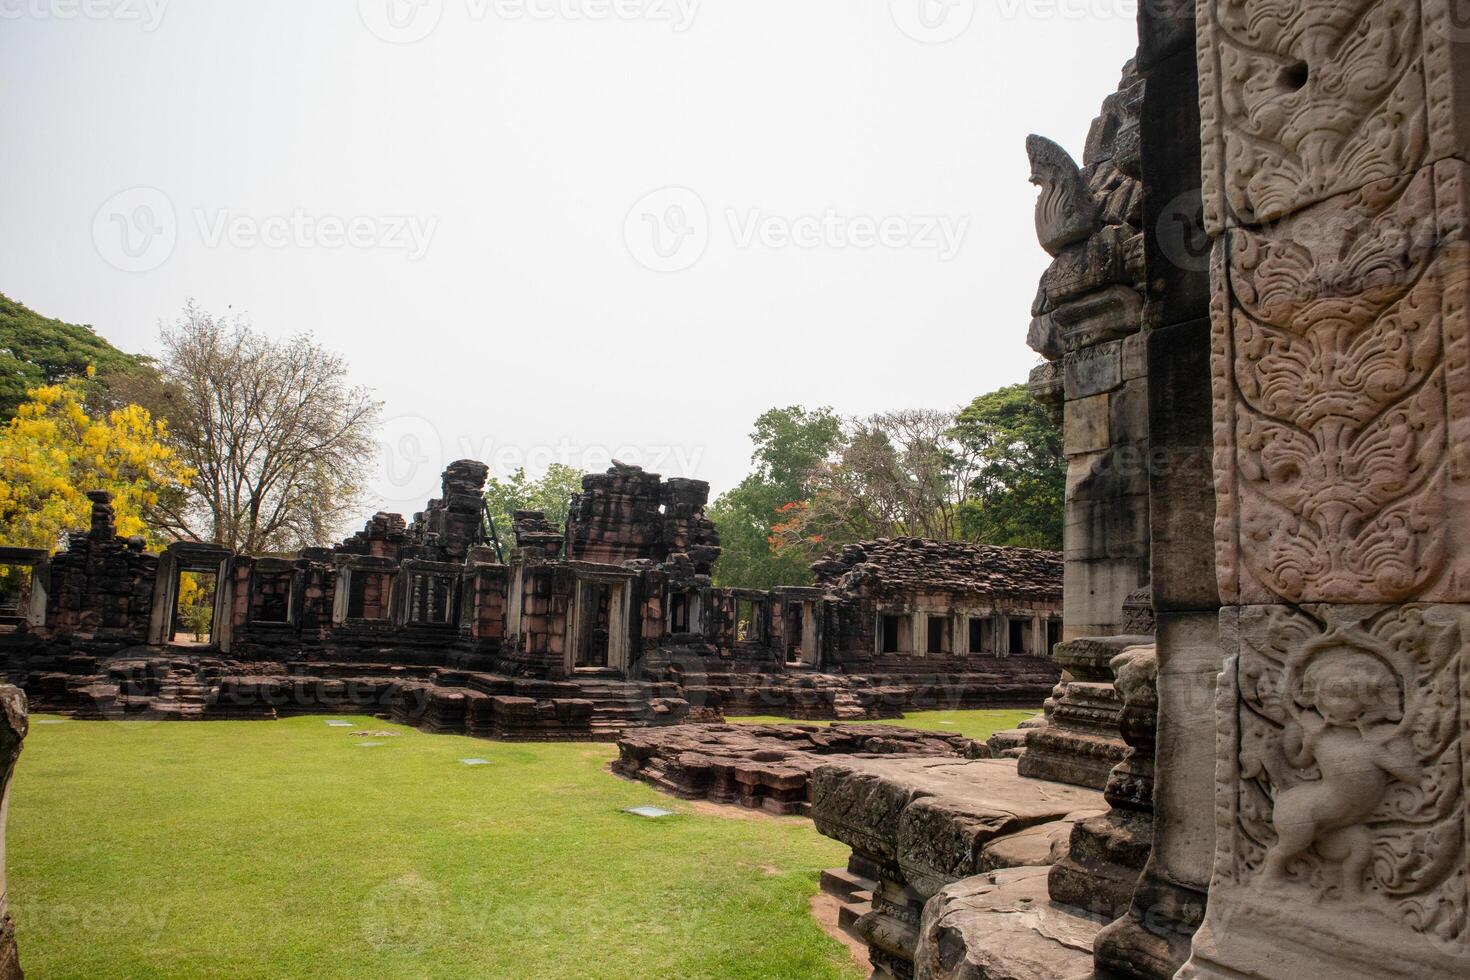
left=0, top=462, right=1063, bottom=737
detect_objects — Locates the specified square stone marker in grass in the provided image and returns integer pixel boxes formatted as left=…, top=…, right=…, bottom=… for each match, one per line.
left=355, top=741, right=384, bottom=748
left=461, top=758, right=491, bottom=766
left=624, top=806, right=675, bottom=819
left=35, top=719, right=66, bottom=725
left=325, top=720, right=354, bottom=728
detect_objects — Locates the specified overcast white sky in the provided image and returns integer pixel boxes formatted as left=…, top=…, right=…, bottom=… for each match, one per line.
left=0, top=0, right=1138, bottom=516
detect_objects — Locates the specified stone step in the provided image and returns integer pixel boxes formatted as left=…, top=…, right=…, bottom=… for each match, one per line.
left=820, top=867, right=878, bottom=902
left=837, top=895, right=871, bottom=935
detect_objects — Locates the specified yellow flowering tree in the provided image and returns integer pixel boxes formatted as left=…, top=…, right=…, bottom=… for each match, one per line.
left=0, top=373, right=193, bottom=553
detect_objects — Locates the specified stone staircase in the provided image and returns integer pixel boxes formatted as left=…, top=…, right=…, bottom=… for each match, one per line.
left=820, top=857, right=879, bottom=937
left=573, top=678, right=689, bottom=739
left=830, top=690, right=869, bottom=721
left=149, top=670, right=209, bottom=720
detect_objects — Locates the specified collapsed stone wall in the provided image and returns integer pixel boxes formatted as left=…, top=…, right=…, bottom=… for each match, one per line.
left=0, top=461, right=1063, bottom=731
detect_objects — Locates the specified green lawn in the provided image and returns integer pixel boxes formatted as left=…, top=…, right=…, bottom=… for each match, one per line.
left=10, top=716, right=864, bottom=980
left=728, top=708, right=1040, bottom=742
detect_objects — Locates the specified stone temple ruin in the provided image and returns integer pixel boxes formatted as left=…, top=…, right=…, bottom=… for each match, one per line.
left=624, top=1, right=1470, bottom=977
left=0, top=462, right=1063, bottom=739
left=5, top=0, right=1470, bottom=977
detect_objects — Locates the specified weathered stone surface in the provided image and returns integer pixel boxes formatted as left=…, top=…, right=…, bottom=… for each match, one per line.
left=613, top=723, right=981, bottom=817
left=812, top=757, right=1103, bottom=893
left=1209, top=162, right=1470, bottom=607
left=0, top=685, right=26, bottom=980
left=978, top=810, right=1101, bottom=873
left=913, top=867, right=1100, bottom=980
left=4, top=466, right=1062, bottom=737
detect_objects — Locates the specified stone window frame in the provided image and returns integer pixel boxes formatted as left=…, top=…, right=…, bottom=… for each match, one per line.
left=731, top=593, right=768, bottom=646
left=667, top=589, right=701, bottom=636
left=246, top=559, right=301, bottom=628
left=397, top=559, right=463, bottom=628
left=1044, top=615, right=1063, bottom=657
left=999, top=610, right=1040, bottom=658
left=965, top=612, right=1001, bottom=655
left=922, top=612, right=956, bottom=655
left=876, top=608, right=915, bottom=655
left=567, top=566, right=637, bottom=675
left=148, top=543, right=234, bottom=651
left=331, top=556, right=401, bottom=626
left=785, top=599, right=820, bottom=668
left=0, top=547, right=49, bottom=630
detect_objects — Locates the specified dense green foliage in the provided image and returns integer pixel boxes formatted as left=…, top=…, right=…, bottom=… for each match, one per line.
left=953, top=384, right=1065, bottom=550
left=482, top=464, right=587, bottom=554
left=12, top=716, right=863, bottom=980
left=711, top=387, right=1065, bottom=589
left=0, top=293, right=148, bottom=420
left=708, top=406, right=844, bottom=588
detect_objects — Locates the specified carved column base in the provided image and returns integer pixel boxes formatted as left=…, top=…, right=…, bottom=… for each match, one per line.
left=0, top=915, right=19, bottom=980
left=1047, top=808, right=1152, bottom=922
left=1093, top=869, right=1206, bottom=980
left=1180, top=605, right=1470, bottom=980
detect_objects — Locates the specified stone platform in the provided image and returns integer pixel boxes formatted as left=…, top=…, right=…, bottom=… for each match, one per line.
left=809, top=755, right=1104, bottom=977
left=612, top=723, right=982, bottom=816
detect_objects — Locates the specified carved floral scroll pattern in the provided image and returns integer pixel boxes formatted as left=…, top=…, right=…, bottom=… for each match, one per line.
left=1235, top=605, right=1466, bottom=942
left=1202, top=0, right=1432, bottom=230
left=1218, top=164, right=1466, bottom=604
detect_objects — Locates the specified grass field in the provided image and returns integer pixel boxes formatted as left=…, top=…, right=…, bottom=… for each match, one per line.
left=9, top=708, right=1035, bottom=979
left=728, top=707, right=1039, bottom=741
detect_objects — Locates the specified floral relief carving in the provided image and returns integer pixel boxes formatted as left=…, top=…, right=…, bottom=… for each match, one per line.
left=1213, top=161, right=1470, bottom=604
left=1198, top=0, right=1440, bottom=231
left=1233, top=604, right=1467, bottom=944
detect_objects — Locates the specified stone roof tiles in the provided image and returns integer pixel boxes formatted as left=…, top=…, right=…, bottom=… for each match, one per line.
left=811, top=537, right=1063, bottom=604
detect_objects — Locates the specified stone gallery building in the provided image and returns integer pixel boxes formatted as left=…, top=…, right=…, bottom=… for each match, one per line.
left=0, top=461, right=1062, bottom=736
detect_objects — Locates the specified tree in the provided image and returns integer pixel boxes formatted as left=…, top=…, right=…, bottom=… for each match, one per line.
left=149, top=302, right=382, bottom=554
left=0, top=375, right=193, bottom=552
left=483, top=464, right=587, bottom=547
left=0, top=292, right=152, bottom=421
left=951, top=383, right=1065, bottom=549
left=778, top=409, right=980, bottom=546
left=708, top=406, right=844, bottom=588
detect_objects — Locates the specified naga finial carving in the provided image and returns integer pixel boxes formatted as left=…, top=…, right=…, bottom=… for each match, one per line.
left=1026, top=134, right=1097, bottom=256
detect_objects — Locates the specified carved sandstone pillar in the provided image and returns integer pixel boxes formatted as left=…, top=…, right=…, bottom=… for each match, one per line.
left=0, top=686, right=27, bottom=980
left=1182, top=2, right=1470, bottom=976
left=1092, top=3, right=1222, bottom=977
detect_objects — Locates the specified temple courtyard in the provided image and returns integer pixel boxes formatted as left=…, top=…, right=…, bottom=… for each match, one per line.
left=8, top=710, right=1032, bottom=979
